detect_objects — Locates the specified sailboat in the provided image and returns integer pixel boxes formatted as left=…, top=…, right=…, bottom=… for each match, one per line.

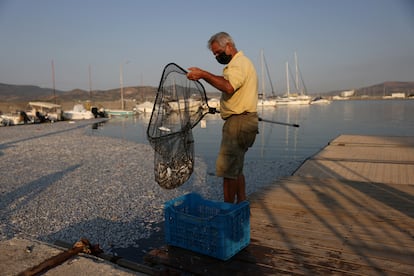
left=105, top=62, right=137, bottom=116
left=275, top=52, right=310, bottom=106
left=258, top=49, right=278, bottom=107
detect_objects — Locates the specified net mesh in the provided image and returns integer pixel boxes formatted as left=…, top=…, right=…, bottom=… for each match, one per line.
left=147, top=63, right=211, bottom=189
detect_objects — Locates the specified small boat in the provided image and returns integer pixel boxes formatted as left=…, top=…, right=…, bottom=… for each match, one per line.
left=62, top=104, right=95, bottom=120
left=167, top=99, right=203, bottom=113
left=208, top=98, right=220, bottom=109
left=258, top=99, right=278, bottom=107
left=310, top=96, right=331, bottom=104
left=275, top=95, right=311, bottom=105
left=135, top=101, right=154, bottom=114
left=105, top=109, right=136, bottom=116
left=0, top=113, right=23, bottom=126
left=26, top=101, right=62, bottom=122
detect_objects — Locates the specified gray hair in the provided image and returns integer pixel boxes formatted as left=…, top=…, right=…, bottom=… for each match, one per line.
left=207, top=32, right=235, bottom=50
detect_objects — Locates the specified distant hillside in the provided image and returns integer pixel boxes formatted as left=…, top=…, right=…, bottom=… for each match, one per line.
left=0, top=83, right=158, bottom=103
left=55, top=86, right=158, bottom=103
left=322, top=81, right=414, bottom=97
left=355, top=81, right=414, bottom=97
left=0, top=83, right=64, bottom=101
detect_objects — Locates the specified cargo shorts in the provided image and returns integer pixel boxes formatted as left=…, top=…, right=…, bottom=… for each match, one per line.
left=216, top=112, right=258, bottom=179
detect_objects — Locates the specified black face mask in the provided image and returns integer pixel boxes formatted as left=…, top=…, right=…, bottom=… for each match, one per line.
left=216, top=52, right=232, bottom=64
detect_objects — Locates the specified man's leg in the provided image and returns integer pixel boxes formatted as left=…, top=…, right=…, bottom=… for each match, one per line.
left=224, top=175, right=246, bottom=203
left=236, top=174, right=246, bottom=203
left=223, top=177, right=237, bottom=203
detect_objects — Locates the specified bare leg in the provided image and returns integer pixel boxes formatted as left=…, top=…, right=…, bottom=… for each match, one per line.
left=223, top=177, right=237, bottom=203
left=224, top=175, right=246, bottom=203
left=236, top=174, right=246, bottom=203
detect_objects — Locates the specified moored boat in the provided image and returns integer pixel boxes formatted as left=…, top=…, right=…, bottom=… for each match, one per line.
left=62, top=104, right=95, bottom=120
left=26, top=101, right=62, bottom=122
left=105, top=109, right=136, bottom=116
left=310, top=96, right=331, bottom=104
left=135, top=101, right=154, bottom=114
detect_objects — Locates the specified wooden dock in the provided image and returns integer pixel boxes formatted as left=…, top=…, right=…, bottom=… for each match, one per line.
left=145, top=135, right=414, bottom=275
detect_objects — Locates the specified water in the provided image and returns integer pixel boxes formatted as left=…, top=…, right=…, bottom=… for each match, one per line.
left=90, top=100, right=414, bottom=165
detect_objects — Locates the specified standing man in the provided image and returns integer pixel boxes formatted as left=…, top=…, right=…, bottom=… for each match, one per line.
left=187, top=32, right=258, bottom=203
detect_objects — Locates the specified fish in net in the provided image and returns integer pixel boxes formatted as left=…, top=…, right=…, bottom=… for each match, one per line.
left=147, top=63, right=217, bottom=189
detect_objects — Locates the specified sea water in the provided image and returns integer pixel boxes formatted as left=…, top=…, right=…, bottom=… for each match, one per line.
left=90, top=100, right=414, bottom=165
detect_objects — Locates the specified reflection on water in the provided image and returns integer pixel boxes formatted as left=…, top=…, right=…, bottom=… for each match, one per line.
left=389, top=100, right=405, bottom=122
left=90, top=100, right=414, bottom=163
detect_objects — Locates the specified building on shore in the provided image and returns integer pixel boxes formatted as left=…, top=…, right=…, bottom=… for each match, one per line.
left=340, top=89, right=355, bottom=97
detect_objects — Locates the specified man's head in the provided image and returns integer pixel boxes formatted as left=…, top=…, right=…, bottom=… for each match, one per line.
left=208, top=32, right=238, bottom=65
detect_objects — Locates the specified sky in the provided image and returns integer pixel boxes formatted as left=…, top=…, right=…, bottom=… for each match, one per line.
left=0, top=0, right=413, bottom=95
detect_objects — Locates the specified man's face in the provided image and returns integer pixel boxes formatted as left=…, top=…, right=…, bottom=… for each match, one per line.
left=211, top=41, right=227, bottom=57
left=211, top=41, right=232, bottom=65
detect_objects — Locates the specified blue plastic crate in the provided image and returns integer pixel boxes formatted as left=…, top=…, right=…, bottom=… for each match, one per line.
left=164, top=193, right=250, bottom=260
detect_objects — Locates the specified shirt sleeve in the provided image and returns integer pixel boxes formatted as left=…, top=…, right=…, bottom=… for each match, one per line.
left=223, top=63, right=245, bottom=92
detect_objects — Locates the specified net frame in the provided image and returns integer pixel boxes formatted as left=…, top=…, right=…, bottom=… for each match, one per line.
left=146, top=63, right=217, bottom=189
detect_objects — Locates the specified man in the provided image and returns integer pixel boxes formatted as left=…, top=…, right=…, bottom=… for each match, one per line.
left=187, top=32, right=258, bottom=203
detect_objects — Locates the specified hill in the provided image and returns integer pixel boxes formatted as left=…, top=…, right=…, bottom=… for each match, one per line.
left=0, top=83, right=64, bottom=102
left=0, top=83, right=158, bottom=103
left=322, top=81, right=414, bottom=97
left=355, top=81, right=414, bottom=97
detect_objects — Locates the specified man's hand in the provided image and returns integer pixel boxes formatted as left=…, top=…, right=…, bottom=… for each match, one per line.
left=187, top=67, right=234, bottom=94
left=187, top=67, right=204, bottom=81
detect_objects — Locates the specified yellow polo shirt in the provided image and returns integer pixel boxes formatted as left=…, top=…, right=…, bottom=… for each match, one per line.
left=220, top=51, right=258, bottom=119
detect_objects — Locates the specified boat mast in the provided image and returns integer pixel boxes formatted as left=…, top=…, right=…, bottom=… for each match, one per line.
left=120, top=63, right=124, bottom=110
left=286, top=62, right=290, bottom=97
left=261, top=49, right=266, bottom=101
left=89, top=64, right=92, bottom=101
left=295, top=52, right=300, bottom=94
left=120, top=61, right=130, bottom=110
left=51, top=59, right=56, bottom=104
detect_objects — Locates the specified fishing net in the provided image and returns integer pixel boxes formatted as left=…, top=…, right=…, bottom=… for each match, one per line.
left=147, top=63, right=217, bottom=189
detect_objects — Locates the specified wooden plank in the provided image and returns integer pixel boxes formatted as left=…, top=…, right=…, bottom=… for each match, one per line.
left=248, top=237, right=414, bottom=275
left=295, top=160, right=414, bottom=184
left=250, top=211, right=414, bottom=249
left=296, top=135, right=414, bottom=184
left=330, top=135, right=414, bottom=147
left=315, top=145, right=414, bottom=163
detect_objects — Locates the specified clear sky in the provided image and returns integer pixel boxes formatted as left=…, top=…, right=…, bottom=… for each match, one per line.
left=0, top=0, right=413, bottom=94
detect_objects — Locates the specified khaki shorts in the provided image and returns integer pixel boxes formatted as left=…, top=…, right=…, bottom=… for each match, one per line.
left=216, top=112, right=258, bottom=179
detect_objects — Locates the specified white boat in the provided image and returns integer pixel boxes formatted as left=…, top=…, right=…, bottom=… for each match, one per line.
left=62, top=104, right=95, bottom=120
left=0, top=113, right=24, bottom=126
left=26, top=101, right=62, bottom=122
left=259, top=99, right=278, bottom=107
left=208, top=98, right=220, bottom=109
left=275, top=53, right=310, bottom=106
left=167, top=98, right=203, bottom=112
left=135, top=101, right=154, bottom=114
left=332, top=95, right=349, bottom=100
left=275, top=96, right=310, bottom=105
left=258, top=49, right=277, bottom=108
left=310, top=96, right=331, bottom=104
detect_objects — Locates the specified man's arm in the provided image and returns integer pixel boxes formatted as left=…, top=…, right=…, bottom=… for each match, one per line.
left=187, top=67, right=234, bottom=95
